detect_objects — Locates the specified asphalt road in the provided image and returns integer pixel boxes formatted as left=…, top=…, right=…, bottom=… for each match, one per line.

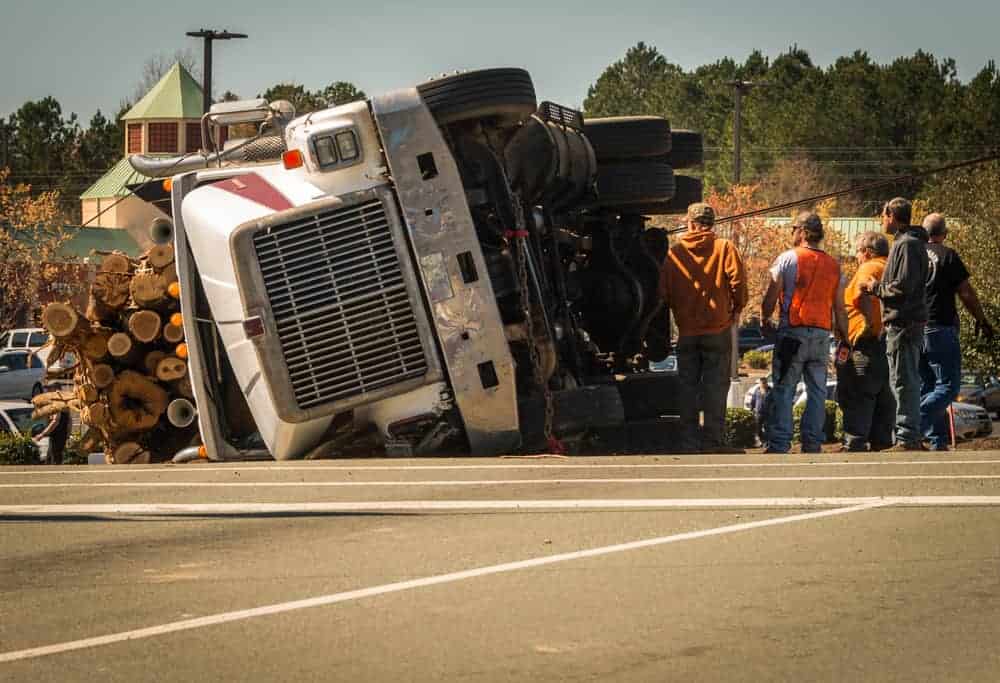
left=3, top=453, right=1000, bottom=681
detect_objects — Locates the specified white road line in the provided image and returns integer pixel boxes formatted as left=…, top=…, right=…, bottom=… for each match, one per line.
left=0, top=501, right=887, bottom=664
left=3, top=475, right=1000, bottom=489
left=3, top=459, right=1000, bottom=475
left=3, top=496, right=1000, bottom=517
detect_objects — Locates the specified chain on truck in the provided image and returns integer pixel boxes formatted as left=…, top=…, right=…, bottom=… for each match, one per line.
left=127, top=68, right=699, bottom=461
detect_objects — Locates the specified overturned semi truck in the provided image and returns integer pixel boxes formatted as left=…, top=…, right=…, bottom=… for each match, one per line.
left=127, top=68, right=704, bottom=461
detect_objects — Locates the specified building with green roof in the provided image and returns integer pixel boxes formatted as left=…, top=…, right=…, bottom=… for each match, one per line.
left=80, top=63, right=204, bottom=247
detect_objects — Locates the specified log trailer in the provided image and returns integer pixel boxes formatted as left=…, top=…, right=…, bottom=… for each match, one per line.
left=127, top=68, right=704, bottom=461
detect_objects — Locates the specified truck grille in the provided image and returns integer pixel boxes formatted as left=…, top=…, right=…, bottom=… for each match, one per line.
left=253, top=198, right=428, bottom=410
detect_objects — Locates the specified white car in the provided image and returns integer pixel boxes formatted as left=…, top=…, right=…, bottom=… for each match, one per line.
left=742, top=379, right=836, bottom=410
left=0, top=350, right=46, bottom=400
left=952, top=401, right=992, bottom=440
left=0, top=400, right=49, bottom=460
left=0, top=328, right=49, bottom=353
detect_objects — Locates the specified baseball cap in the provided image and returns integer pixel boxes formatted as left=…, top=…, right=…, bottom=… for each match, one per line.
left=687, top=203, right=715, bottom=226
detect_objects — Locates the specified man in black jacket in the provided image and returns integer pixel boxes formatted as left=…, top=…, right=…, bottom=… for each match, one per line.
left=861, top=197, right=929, bottom=450
left=920, top=213, right=994, bottom=450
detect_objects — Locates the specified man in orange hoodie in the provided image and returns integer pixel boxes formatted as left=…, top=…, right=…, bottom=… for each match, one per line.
left=659, top=203, right=748, bottom=453
left=837, top=231, right=895, bottom=452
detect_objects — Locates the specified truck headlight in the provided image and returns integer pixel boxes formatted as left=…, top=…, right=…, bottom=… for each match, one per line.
left=335, top=131, right=359, bottom=160
left=314, top=136, right=338, bottom=167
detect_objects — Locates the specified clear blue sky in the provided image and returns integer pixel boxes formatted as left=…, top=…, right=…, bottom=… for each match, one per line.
left=3, top=0, right=998, bottom=122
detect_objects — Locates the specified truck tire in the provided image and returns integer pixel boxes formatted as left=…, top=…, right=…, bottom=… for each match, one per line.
left=669, top=130, right=704, bottom=169
left=417, top=68, right=537, bottom=127
left=583, top=116, right=671, bottom=160
left=625, top=175, right=704, bottom=215
left=593, top=160, right=675, bottom=209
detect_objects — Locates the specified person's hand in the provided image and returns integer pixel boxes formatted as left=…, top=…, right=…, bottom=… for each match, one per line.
left=976, top=319, right=996, bottom=340
left=859, top=277, right=878, bottom=294
left=761, top=318, right=776, bottom=338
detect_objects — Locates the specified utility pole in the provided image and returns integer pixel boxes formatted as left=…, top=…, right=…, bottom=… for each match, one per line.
left=728, top=80, right=769, bottom=184
left=725, top=79, right=769, bottom=408
left=0, top=121, right=9, bottom=169
left=186, top=29, right=249, bottom=114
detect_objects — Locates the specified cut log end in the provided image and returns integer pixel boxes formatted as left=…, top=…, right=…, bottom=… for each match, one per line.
left=91, top=364, right=116, bottom=390
left=128, top=310, right=162, bottom=343
left=82, top=330, right=110, bottom=361
left=146, top=244, right=175, bottom=270
left=109, top=370, right=169, bottom=433
left=131, top=272, right=169, bottom=309
left=163, top=323, right=185, bottom=344
left=100, top=253, right=132, bottom=275
left=42, top=303, right=85, bottom=339
left=108, top=442, right=150, bottom=465
left=156, top=356, right=188, bottom=382
left=107, top=333, right=134, bottom=359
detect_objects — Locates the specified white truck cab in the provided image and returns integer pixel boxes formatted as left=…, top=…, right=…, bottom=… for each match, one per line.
left=128, top=68, right=701, bottom=461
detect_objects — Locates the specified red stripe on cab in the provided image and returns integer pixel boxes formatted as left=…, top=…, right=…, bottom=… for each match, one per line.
left=213, top=174, right=293, bottom=212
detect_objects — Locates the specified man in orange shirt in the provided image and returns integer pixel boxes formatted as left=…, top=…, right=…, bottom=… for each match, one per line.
left=837, top=232, right=895, bottom=451
left=659, top=203, right=748, bottom=453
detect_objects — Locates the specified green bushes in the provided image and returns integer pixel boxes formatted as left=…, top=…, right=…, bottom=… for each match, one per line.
left=743, top=350, right=772, bottom=370
left=0, top=433, right=41, bottom=465
left=724, top=408, right=758, bottom=448
left=792, top=400, right=843, bottom=444
left=62, top=432, right=90, bottom=465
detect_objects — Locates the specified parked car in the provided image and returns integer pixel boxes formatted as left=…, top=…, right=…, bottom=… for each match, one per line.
left=793, top=380, right=838, bottom=408
left=0, top=328, right=49, bottom=352
left=957, top=373, right=1000, bottom=418
left=0, top=400, right=49, bottom=460
left=0, top=350, right=45, bottom=400
left=951, top=401, right=992, bottom=440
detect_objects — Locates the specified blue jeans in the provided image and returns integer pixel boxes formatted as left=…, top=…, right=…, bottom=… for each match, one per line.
left=920, top=325, right=961, bottom=449
left=769, top=327, right=830, bottom=453
left=887, top=322, right=925, bottom=446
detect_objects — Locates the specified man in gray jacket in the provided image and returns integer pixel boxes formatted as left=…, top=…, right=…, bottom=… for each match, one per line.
left=861, top=197, right=930, bottom=450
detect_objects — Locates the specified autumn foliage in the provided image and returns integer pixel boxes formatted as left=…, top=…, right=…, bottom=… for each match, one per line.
left=704, top=184, right=782, bottom=324
left=0, top=168, right=75, bottom=329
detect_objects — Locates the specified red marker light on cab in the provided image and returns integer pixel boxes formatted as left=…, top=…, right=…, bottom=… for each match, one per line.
left=282, top=149, right=304, bottom=170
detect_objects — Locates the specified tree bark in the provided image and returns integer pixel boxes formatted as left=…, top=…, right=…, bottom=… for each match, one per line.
left=144, top=350, right=168, bottom=376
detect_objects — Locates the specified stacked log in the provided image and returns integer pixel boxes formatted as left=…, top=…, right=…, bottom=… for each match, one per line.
left=34, top=247, right=200, bottom=464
